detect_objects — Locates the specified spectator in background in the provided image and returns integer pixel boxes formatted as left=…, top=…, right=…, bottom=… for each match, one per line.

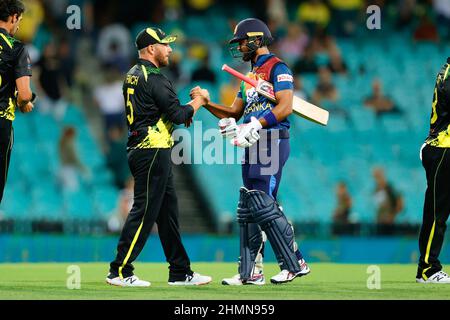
left=364, top=79, right=401, bottom=116
left=309, top=27, right=339, bottom=68
left=332, top=181, right=356, bottom=235
left=292, top=45, right=318, bottom=74
left=413, top=14, right=439, bottom=43
left=433, top=0, right=450, bottom=40
left=296, top=0, right=330, bottom=34
left=395, top=0, right=417, bottom=30
left=327, top=48, right=348, bottom=75
left=293, top=77, right=307, bottom=101
left=328, top=0, right=363, bottom=37
left=312, top=67, right=339, bottom=106
left=183, top=0, right=215, bottom=15
left=191, top=54, right=216, bottom=84
left=34, top=41, right=68, bottom=121
left=58, top=127, right=89, bottom=192
left=372, top=167, right=404, bottom=228
left=266, top=0, right=289, bottom=35
left=333, top=182, right=352, bottom=225
left=15, top=0, right=44, bottom=43
left=107, top=176, right=134, bottom=233
left=93, top=64, right=126, bottom=138
left=105, top=126, right=130, bottom=189
left=59, top=38, right=76, bottom=89
left=97, top=23, right=132, bottom=73
left=277, top=23, right=309, bottom=65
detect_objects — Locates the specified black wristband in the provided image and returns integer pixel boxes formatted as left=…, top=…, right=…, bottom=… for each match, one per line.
left=30, top=92, right=37, bottom=103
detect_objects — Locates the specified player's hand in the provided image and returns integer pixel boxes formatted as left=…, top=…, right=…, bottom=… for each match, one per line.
left=190, top=86, right=210, bottom=104
left=185, top=117, right=193, bottom=128
left=190, top=86, right=202, bottom=99
left=231, top=117, right=262, bottom=148
left=19, top=102, right=34, bottom=113
left=218, top=117, right=239, bottom=138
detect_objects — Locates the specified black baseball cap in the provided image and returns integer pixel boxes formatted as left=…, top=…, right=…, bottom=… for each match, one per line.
left=135, top=27, right=177, bottom=50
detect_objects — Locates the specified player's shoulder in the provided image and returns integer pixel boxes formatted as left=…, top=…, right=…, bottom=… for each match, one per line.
left=0, top=32, right=24, bottom=54
left=271, top=57, right=292, bottom=74
left=271, top=60, right=294, bottom=84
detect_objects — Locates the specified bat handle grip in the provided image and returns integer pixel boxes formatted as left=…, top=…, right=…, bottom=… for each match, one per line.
left=222, top=64, right=258, bottom=87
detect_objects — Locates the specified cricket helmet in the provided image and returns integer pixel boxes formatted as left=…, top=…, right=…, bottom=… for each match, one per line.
left=228, top=18, right=274, bottom=61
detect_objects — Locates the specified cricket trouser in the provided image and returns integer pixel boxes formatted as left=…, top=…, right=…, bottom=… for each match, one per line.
left=109, top=148, right=192, bottom=281
left=0, top=118, right=13, bottom=203
left=242, top=129, right=290, bottom=199
left=417, top=144, right=450, bottom=279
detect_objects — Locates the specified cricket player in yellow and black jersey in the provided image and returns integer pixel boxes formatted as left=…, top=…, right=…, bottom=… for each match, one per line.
left=417, top=57, right=450, bottom=283
left=0, top=0, right=34, bottom=203
left=107, top=27, right=212, bottom=287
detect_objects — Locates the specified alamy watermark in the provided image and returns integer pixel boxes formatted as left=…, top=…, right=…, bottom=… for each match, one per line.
left=66, top=5, right=81, bottom=30
left=367, top=5, right=381, bottom=30
left=366, top=265, right=381, bottom=290
left=171, top=122, right=282, bottom=176
left=66, top=265, right=81, bottom=289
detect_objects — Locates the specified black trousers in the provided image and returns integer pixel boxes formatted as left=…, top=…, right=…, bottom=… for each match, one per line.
left=110, top=148, right=192, bottom=281
left=417, top=144, right=450, bottom=279
left=0, top=118, right=13, bottom=203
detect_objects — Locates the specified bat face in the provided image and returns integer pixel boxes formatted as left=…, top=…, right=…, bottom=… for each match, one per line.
left=256, top=79, right=329, bottom=126
left=292, top=96, right=329, bottom=126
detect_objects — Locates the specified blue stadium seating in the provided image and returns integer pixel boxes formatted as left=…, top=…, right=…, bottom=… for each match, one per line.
left=0, top=29, right=441, bottom=228
left=183, top=37, right=439, bottom=226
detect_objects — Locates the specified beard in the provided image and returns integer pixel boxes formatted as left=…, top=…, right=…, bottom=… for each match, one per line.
left=156, top=50, right=170, bottom=67
left=242, top=51, right=256, bottom=62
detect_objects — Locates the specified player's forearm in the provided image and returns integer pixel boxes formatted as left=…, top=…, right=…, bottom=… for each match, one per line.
left=205, top=102, right=237, bottom=119
left=16, top=76, right=34, bottom=107
left=259, top=103, right=292, bottom=127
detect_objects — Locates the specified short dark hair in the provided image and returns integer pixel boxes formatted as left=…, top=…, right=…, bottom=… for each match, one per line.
left=0, top=0, right=25, bottom=22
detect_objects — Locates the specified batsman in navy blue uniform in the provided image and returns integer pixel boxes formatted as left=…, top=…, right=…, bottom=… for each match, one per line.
left=191, top=18, right=310, bottom=285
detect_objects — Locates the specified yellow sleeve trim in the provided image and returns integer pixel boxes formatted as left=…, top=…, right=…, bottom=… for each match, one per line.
left=0, top=34, right=13, bottom=49
left=141, top=65, right=148, bottom=82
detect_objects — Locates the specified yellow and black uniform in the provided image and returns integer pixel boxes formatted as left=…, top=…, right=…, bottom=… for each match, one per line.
left=417, top=57, right=450, bottom=280
left=125, top=59, right=193, bottom=149
left=0, top=28, right=32, bottom=202
left=109, top=58, right=195, bottom=281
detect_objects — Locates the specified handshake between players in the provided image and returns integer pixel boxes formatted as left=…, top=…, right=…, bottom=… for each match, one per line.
left=190, top=86, right=262, bottom=148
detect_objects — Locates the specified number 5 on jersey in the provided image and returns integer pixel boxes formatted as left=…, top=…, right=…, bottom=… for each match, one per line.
left=126, top=88, right=135, bottom=125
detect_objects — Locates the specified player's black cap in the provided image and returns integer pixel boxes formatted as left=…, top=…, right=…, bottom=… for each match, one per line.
left=229, top=18, right=273, bottom=45
left=135, top=27, right=177, bottom=50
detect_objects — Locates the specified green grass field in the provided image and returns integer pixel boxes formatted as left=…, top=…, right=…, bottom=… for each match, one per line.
left=0, top=263, right=450, bottom=300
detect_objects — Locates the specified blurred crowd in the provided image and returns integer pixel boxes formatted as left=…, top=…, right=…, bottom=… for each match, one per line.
left=15, top=0, right=449, bottom=227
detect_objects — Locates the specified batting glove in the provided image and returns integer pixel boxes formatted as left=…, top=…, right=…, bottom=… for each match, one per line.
left=231, top=117, right=262, bottom=148
left=218, top=117, right=239, bottom=139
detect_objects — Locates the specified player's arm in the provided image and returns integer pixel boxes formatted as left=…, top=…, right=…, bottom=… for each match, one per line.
left=152, top=76, right=206, bottom=125
left=258, top=64, right=294, bottom=128
left=205, top=97, right=245, bottom=120
left=190, top=86, right=245, bottom=120
left=259, top=89, right=293, bottom=127
left=16, top=76, right=32, bottom=106
left=15, top=45, right=34, bottom=112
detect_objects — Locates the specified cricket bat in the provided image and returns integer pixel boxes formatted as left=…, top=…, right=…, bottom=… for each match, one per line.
left=222, top=64, right=329, bottom=126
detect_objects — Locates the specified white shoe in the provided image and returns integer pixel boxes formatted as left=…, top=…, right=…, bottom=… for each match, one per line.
left=270, top=270, right=302, bottom=284
left=270, top=260, right=310, bottom=285
left=222, top=274, right=243, bottom=285
left=106, top=274, right=151, bottom=287
left=168, top=272, right=212, bottom=286
left=416, top=271, right=450, bottom=284
left=222, top=272, right=265, bottom=286
left=298, top=259, right=311, bottom=276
